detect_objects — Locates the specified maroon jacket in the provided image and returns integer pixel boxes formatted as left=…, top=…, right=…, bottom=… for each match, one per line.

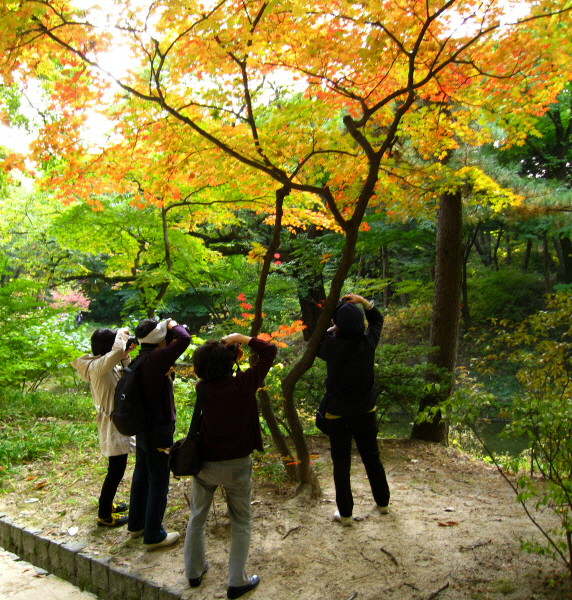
left=198, top=337, right=277, bottom=461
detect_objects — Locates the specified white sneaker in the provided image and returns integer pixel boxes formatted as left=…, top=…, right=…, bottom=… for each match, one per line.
left=129, top=529, right=144, bottom=539
left=333, top=510, right=352, bottom=527
left=145, top=531, right=180, bottom=550
left=378, top=505, right=389, bottom=515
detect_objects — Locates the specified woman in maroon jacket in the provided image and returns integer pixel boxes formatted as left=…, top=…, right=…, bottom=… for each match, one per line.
left=184, top=333, right=276, bottom=600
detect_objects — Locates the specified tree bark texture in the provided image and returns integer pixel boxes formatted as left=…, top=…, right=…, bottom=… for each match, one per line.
left=411, top=191, right=463, bottom=445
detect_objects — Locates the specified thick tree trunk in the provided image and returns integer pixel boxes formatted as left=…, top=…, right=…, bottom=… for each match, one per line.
left=411, top=191, right=463, bottom=445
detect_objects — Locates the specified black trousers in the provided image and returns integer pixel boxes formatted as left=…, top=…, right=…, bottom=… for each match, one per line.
left=328, top=411, right=390, bottom=518
left=98, top=454, right=128, bottom=519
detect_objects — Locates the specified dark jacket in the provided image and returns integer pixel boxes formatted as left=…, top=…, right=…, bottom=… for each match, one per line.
left=138, top=325, right=191, bottom=423
left=198, top=337, right=277, bottom=462
left=317, top=306, right=383, bottom=417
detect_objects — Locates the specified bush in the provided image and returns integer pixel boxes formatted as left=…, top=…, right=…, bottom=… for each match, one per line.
left=468, top=267, right=545, bottom=323
left=454, top=293, right=572, bottom=575
left=0, top=276, right=90, bottom=392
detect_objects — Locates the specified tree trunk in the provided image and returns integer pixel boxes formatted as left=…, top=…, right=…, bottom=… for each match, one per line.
left=411, top=191, right=463, bottom=445
left=298, top=280, right=326, bottom=341
left=505, top=234, right=512, bottom=265
left=492, top=226, right=503, bottom=272
left=473, top=232, right=491, bottom=267
left=522, top=240, right=532, bottom=272
left=543, top=235, right=550, bottom=294
left=248, top=186, right=297, bottom=480
left=484, top=230, right=492, bottom=267
left=558, top=236, right=572, bottom=284
left=257, top=388, right=297, bottom=481
left=461, top=225, right=478, bottom=330
left=291, top=227, right=327, bottom=341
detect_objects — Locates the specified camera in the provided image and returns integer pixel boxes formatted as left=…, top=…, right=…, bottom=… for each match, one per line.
left=165, top=323, right=188, bottom=345
left=126, top=337, right=138, bottom=352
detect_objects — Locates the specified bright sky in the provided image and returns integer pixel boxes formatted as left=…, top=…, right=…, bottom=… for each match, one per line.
left=0, top=0, right=534, bottom=156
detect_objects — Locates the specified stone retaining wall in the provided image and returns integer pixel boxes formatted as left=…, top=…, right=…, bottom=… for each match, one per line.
left=0, top=513, right=181, bottom=600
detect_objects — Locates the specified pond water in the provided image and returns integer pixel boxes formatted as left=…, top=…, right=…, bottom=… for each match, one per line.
left=379, top=413, right=529, bottom=457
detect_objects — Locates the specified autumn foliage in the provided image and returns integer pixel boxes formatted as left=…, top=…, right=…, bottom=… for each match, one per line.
left=1, top=0, right=572, bottom=489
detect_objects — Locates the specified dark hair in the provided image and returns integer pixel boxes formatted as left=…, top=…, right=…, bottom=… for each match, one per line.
left=135, top=318, right=158, bottom=340
left=193, top=340, right=235, bottom=382
left=333, top=302, right=365, bottom=339
left=91, top=328, right=116, bottom=356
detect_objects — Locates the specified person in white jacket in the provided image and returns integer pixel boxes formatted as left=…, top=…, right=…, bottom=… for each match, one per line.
left=71, top=327, right=136, bottom=527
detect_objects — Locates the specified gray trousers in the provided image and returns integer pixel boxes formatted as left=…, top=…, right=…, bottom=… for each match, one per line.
left=184, top=455, right=253, bottom=587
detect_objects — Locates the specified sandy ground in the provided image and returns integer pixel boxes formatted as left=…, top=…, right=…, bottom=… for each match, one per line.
left=0, top=548, right=98, bottom=600
left=1, top=437, right=571, bottom=600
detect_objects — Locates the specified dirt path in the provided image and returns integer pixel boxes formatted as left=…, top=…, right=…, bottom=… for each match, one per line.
left=1, top=438, right=571, bottom=600
left=0, top=548, right=98, bottom=600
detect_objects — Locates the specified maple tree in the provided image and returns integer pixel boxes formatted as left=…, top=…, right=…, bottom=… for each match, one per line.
left=2, top=0, right=572, bottom=492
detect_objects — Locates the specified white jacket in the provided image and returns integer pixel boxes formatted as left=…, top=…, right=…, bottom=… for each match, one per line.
left=71, top=327, right=136, bottom=457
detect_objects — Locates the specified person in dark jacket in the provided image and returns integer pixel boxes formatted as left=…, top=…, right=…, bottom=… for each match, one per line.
left=127, top=318, right=190, bottom=549
left=317, top=294, right=390, bottom=526
left=184, top=333, right=276, bottom=599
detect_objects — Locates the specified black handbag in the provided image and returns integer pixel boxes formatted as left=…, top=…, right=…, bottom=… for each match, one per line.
left=169, top=381, right=205, bottom=477
left=315, top=391, right=331, bottom=435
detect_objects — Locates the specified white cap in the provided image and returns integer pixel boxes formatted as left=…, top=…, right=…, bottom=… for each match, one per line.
left=137, top=319, right=170, bottom=344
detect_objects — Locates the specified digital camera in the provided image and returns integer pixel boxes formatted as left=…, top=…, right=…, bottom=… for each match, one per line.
left=125, top=337, right=138, bottom=352
left=230, top=343, right=240, bottom=361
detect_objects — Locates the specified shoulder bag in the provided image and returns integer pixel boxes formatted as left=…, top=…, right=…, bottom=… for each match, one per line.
left=315, top=390, right=331, bottom=435
left=169, top=381, right=205, bottom=477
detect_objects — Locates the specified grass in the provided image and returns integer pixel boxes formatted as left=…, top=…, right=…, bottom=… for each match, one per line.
left=0, top=385, right=297, bottom=496
left=0, top=387, right=97, bottom=485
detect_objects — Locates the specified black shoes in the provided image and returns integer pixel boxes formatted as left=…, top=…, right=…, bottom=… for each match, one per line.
left=97, top=513, right=128, bottom=527
left=227, top=575, right=260, bottom=599
left=112, top=502, right=128, bottom=513
left=189, top=563, right=209, bottom=588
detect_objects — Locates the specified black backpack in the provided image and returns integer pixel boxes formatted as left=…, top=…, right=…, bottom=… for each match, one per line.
left=111, top=355, right=148, bottom=436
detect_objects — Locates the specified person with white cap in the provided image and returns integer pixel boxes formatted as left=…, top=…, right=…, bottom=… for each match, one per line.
left=127, top=317, right=190, bottom=549
left=317, top=294, right=390, bottom=527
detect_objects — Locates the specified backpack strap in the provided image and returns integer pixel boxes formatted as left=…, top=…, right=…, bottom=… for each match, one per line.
left=186, top=381, right=205, bottom=441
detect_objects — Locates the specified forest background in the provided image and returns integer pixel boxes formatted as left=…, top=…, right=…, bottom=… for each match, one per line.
left=2, top=0, right=572, bottom=580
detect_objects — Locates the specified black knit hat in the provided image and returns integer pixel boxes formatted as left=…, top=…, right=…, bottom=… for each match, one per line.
left=333, top=302, right=364, bottom=337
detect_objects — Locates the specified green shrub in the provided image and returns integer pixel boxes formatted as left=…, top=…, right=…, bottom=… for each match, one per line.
left=468, top=267, right=545, bottom=323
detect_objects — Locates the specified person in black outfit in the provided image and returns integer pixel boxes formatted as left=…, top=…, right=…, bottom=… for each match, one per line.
left=127, top=318, right=190, bottom=549
left=317, top=293, right=390, bottom=526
